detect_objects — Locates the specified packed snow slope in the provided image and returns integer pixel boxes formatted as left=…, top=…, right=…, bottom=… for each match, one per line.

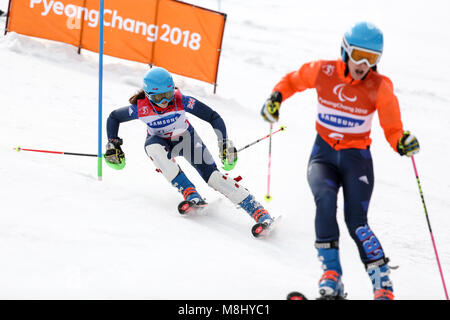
left=1, top=0, right=449, bottom=299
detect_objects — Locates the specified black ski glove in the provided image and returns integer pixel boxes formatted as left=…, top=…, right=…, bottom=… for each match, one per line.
left=397, top=131, right=420, bottom=157
left=105, top=138, right=125, bottom=164
left=261, top=91, right=282, bottom=123
left=219, top=139, right=238, bottom=170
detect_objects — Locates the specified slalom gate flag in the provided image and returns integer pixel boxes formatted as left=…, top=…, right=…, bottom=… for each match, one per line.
left=6, top=0, right=226, bottom=85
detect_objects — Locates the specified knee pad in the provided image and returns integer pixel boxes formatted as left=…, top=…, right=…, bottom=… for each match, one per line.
left=145, top=143, right=180, bottom=182
left=207, top=170, right=250, bottom=205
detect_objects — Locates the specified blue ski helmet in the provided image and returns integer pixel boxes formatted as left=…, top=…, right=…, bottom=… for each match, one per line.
left=341, top=21, right=384, bottom=64
left=143, top=67, right=174, bottom=95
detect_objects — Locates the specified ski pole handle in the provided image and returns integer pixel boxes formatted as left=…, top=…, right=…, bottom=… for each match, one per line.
left=237, top=125, right=286, bottom=153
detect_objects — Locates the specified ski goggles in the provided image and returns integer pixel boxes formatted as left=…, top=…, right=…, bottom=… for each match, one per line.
left=342, top=38, right=381, bottom=67
left=145, top=89, right=174, bottom=104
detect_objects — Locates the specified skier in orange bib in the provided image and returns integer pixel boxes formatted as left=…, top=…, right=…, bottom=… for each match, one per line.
left=262, top=22, right=420, bottom=300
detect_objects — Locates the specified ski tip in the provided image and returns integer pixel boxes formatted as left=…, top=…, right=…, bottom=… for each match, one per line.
left=251, top=216, right=281, bottom=238
left=177, top=200, right=208, bottom=215
left=179, top=202, right=191, bottom=214
left=251, top=224, right=265, bottom=237
left=178, top=200, right=192, bottom=215
left=287, top=291, right=308, bottom=300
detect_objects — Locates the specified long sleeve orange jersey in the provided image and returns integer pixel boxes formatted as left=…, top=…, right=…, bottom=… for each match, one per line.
left=273, top=59, right=404, bottom=151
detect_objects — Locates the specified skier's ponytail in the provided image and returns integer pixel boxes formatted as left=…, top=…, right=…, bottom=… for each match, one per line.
left=129, top=89, right=146, bottom=105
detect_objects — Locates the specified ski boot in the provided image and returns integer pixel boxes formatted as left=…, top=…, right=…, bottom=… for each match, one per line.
left=317, top=270, right=346, bottom=300
left=316, top=243, right=347, bottom=300
left=374, top=289, right=394, bottom=300
left=172, top=172, right=207, bottom=214
left=182, top=187, right=204, bottom=203
left=366, top=258, right=394, bottom=300
left=240, top=195, right=275, bottom=237
left=177, top=187, right=207, bottom=214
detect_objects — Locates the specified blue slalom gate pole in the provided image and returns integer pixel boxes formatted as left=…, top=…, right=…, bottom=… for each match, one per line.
left=97, top=0, right=104, bottom=181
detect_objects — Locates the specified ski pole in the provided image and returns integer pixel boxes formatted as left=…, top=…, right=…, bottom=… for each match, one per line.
left=411, top=155, right=449, bottom=300
left=222, top=126, right=286, bottom=171
left=237, top=125, right=286, bottom=153
left=264, top=123, right=273, bottom=202
left=14, top=147, right=97, bottom=157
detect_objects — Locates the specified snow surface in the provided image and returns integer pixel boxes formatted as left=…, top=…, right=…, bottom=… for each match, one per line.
left=1, top=0, right=450, bottom=300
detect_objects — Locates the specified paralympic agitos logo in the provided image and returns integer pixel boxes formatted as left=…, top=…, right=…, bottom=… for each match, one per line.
left=333, top=84, right=357, bottom=102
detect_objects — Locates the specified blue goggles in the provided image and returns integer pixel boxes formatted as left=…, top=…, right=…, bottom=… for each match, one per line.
left=145, top=90, right=174, bottom=104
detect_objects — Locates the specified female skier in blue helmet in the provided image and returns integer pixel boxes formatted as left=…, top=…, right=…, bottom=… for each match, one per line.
left=263, top=22, right=420, bottom=299
left=104, top=67, right=276, bottom=237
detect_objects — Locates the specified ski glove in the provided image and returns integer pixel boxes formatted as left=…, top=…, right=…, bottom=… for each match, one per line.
left=397, top=131, right=420, bottom=157
left=261, top=91, right=282, bottom=123
left=219, top=139, right=238, bottom=170
left=105, top=137, right=125, bottom=164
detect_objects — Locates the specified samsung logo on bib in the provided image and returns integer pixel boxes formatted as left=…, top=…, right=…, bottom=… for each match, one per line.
left=150, top=114, right=180, bottom=128
left=319, top=113, right=364, bottom=128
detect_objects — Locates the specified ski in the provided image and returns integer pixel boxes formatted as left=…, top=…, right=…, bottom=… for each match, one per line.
left=286, top=292, right=308, bottom=300
left=177, top=199, right=208, bottom=215
left=287, top=291, right=347, bottom=300
left=251, top=215, right=282, bottom=238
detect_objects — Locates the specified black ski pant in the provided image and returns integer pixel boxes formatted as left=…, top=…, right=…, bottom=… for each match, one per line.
left=307, top=134, right=385, bottom=265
